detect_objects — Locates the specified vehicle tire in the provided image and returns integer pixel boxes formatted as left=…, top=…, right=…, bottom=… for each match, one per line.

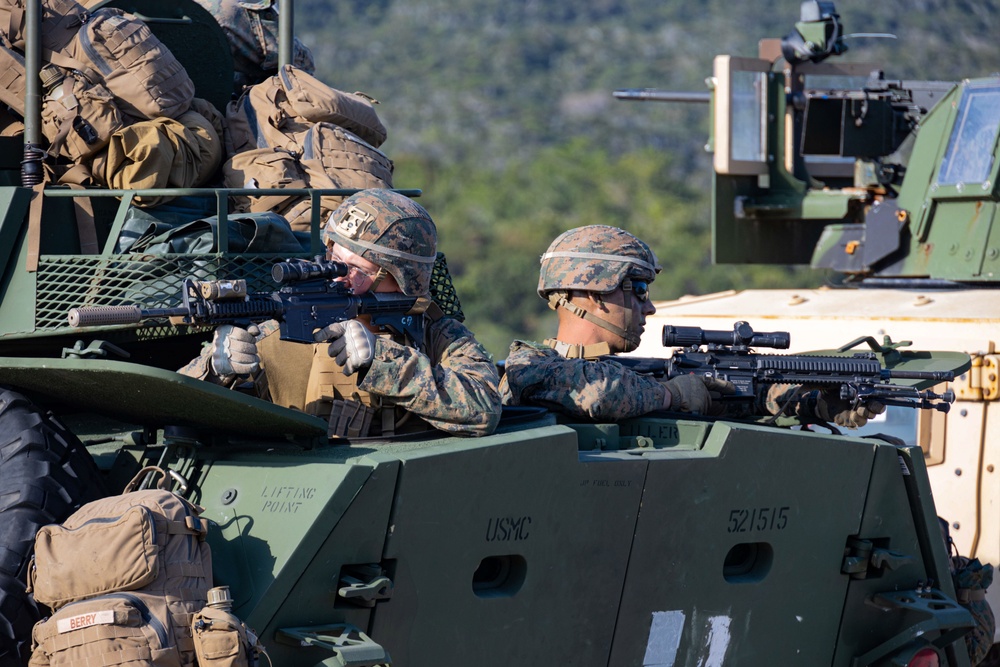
left=0, top=388, right=108, bottom=666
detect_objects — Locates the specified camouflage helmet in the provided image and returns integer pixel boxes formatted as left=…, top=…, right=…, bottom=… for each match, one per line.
left=324, top=189, right=438, bottom=296
left=537, top=225, right=661, bottom=298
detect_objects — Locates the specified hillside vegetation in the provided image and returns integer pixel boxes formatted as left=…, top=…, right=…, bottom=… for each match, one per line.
left=296, top=0, right=999, bottom=356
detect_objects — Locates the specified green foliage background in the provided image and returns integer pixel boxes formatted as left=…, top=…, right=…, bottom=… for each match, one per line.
left=296, top=0, right=999, bottom=357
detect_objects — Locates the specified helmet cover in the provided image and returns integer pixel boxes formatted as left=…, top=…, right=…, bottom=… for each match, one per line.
left=325, top=189, right=438, bottom=296
left=537, top=225, right=660, bottom=298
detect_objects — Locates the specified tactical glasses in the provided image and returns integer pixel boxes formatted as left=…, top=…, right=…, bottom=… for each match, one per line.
left=628, top=280, right=650, bottom=302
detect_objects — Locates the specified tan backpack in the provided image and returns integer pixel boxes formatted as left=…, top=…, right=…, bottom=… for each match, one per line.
left=224, top=122, right=393, bottom=231
left=0, top=0, right=194, bottom=120
left=46, top=6, right=195, bottom=120
left=27, top=467, right=213, bottom=667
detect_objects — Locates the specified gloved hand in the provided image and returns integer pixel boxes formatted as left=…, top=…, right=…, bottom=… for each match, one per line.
left=664, top=374, right=737, bottom=414
left=209, top=324, right=260, bottom=381
left=763, top=383, right=886, bottom=428
left=813, top=387, right=886, bottom=428
left=316, top=320, right=376, bottom=376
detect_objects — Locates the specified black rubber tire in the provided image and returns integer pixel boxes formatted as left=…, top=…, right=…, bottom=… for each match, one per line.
left=0, top=388, right=108, bottom=666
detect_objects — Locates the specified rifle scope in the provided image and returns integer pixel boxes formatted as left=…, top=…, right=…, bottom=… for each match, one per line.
left=271, top=258, right=350, bottom=284
left=663, top=321, right=791, bottom=349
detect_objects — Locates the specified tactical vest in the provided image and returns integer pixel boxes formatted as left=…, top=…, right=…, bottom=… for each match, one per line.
left=257, top=328, right=430, bottom=438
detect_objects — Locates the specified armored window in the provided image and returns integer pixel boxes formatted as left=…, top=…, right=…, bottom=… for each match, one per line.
left=937, top=84, right=1000, bottom=187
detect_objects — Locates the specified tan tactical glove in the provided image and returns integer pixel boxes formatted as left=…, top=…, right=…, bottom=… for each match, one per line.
left=664, top=374, right=737, bottom=414
left=316, top=320, right=376, bottom=376
left=209, top=324, right=260, bottom=382
left=815, top=387, right=886, bottom=428
left=762, top=383, right=886, bottom=428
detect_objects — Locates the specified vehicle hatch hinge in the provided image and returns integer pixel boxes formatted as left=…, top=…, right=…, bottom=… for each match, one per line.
left=275, top=624, right=391, bottom=667
left=842, top=537, right=913, bottom=579
left=953, top=351, right=1000, bottom=402
left=338, top=564, right=393, bottom=607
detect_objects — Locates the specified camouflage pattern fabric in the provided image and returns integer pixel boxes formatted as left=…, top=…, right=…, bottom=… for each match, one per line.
left=952, top=556, right=995, bottom=665
left=181, top=317, right=501, bottom=437
left=193, top=0, right=315, bottom=85
left=537, top=225, right=660, bottom=298
left=501, top=340, right=667, bottom=421
left=326, top=190, right=438, bottom=297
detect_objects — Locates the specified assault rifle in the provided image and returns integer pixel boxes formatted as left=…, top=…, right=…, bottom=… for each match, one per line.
left=612, top=321, right=957, bottom=414
left=66, top=258, right=428, bottom=347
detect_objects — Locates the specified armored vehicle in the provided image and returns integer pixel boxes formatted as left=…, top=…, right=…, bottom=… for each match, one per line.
left=0, top=0, right=981, bottom=665
left=618, top=0, right=1000, bottom=655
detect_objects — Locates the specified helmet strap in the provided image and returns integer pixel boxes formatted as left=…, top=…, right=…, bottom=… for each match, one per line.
left=619, top=279, right=641, bottom=351
left=548, top=292, right=635, bottom=347
left=368, top=267, right=389, bottom=292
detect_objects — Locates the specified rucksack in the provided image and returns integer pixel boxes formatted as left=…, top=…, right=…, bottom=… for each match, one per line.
left=224, top=123, right=394, bottom=231
left=0, top=0, right=194, bottom=120
left=27, top=466, right=213, bottom=667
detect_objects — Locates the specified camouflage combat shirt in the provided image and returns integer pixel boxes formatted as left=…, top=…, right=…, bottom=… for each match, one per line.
left=501, top=340, right=667, bottom=421
left=181, top=317, right=502, bottom=437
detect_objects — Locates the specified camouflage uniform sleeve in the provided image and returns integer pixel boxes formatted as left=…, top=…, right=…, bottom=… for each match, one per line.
left=178, top=343, right=214, bottom=381
left=502, top=341, right=667, bottom=421
left=360, top=318, right=502, bottom=437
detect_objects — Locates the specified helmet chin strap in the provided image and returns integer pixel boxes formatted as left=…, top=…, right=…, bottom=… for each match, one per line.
left=548, top=290, right=641, bottom=352
left=368, top=267, right=389, bottom=292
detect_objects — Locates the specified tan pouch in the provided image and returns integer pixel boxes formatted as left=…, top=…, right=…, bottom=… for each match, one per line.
left=31, top=505, right=159, bottom=609
left=0, top=45, right=123, bottom=160
left=223, top=146, right=308, bottom=215
left=40, top=72, right=124, bottom=161
left=30, top=592, right=183, bottom=667
left=191, top=605, right=253, bottom=667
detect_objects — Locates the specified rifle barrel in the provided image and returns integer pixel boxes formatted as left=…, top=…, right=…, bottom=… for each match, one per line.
left=613, top=89, right=711, bottom=103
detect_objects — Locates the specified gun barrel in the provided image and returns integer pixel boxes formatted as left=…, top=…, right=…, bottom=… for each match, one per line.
left=613, top=89, right=711, bottom=104
left=887, top=369, right=954, bottom=382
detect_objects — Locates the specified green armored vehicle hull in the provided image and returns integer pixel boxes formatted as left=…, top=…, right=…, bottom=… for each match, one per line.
left=0, top=357, right=974, bottom=666
left=0, top=0, right=978, bottom=665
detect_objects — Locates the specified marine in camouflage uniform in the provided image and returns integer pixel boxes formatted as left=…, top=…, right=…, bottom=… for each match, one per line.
left=193, top=0, right=316, bottom=89
left=502, top=225, right=883, bottom=426
left=501, top=225, right=727, bottom=421
left=180, top=190, right=502, bottom=437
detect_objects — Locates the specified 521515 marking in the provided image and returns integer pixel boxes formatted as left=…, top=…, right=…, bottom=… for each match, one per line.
left=728, top=507, right=790, bottom=533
